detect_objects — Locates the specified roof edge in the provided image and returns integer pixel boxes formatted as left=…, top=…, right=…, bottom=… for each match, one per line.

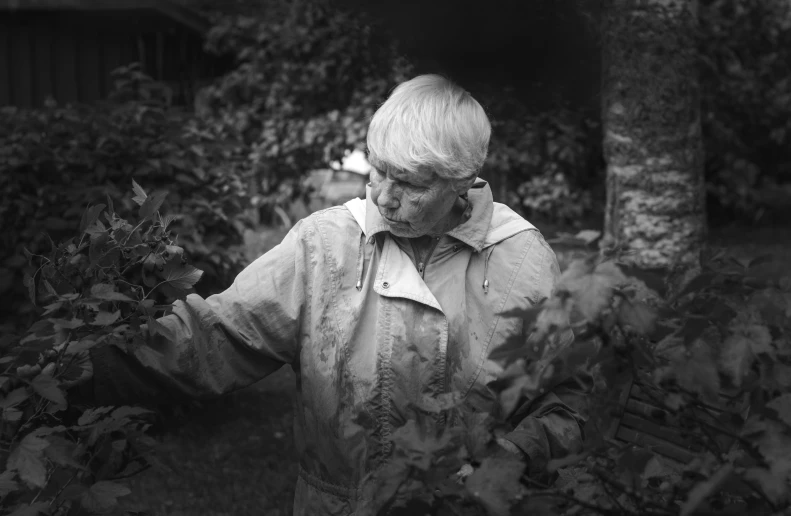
left=0, top=0, right=212, bottom=33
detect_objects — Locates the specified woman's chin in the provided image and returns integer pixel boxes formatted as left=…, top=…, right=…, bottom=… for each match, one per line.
left=387, top=224, right=421, bottom=238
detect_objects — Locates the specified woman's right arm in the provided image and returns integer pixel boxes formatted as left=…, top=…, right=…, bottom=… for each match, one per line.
left=85, top=218, right=314, bottom=405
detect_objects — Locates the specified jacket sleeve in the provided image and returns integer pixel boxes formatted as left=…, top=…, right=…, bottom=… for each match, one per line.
left=88, top=219, right=313, bottom=405
left=501, top=234, right=590, bottom=476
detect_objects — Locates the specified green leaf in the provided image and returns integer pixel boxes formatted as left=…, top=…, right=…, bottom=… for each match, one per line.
left=767, top=394, right=791, bottom=427
left=58, top=483, right=87, bottom=502
left=1, top=388, right=31, bottom=409
left=677, top=272, right=716, bottom=298
left=617, top=299, right=657, bottom=334
left=78, top=406, right=114, bottom=426
left=31, top=374, right=66, bottom=406
left=89, top=231, right=111, bottom=264
left=748, top=254, right=774, bottom=269
left=106, top=193, right=115, bottom=215
left=80, top=481, right=131, bottom=513
left=737, top=323, right=773, bottom=355
left=165, top=244, right=184, bottom=257
left=680, top=464, right=733, bottom=516
left=23, top=272, right=35, bottom=305
left=618, top=265, right=668, bottom=297
left=558, top=260, right=624, bottom=321
left=139, top=190, right=167, bottom=220
left=65, top=339, right=98, bottom=355
left=497, top=374, right=532, bottom=418
left=92, top=310, right=121, bottom=326
left=666, top=341, right=721, bottom=403
left=111, top=406, right=154, bottom=421
left=146, top=316, right=169, bottom=338
left=465, top=456, right=525, bottom=516
left=80, top=203, right=106, bottom=234
left=8, top=434, right=50, bottom=488
left=744, top=467, right=788, bottom=504
left=90, top=283, right=134, bottom=302
left=575, top=229, right=601, bottom=244
left=162, top=263, right=203, bottom=291
left=680, top=317, right=709, bottom=346
left=719, top=336, right=751, bottom=386
left=50, top=317, right=84, bottom=330
left=3, top=408, right=22, bottom=421
left=131, top=179, right=147, bottom=206
left=642, top=456, right=668, bottom=480
left=8, top=502, right=49, bottom=516
left=416, top=392, right=463, bottom=413
left=0, top=470, right=19, bottom=496
left=43, top=435, right=82, bottom=469
left=161, top=213, right=181, bottom=229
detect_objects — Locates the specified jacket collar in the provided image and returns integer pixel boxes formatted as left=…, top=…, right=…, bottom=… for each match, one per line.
left=360, top=178, right=495, bottom=252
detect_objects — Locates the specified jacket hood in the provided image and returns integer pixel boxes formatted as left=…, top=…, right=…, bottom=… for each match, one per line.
left=344, top=178, right=535, bottom=251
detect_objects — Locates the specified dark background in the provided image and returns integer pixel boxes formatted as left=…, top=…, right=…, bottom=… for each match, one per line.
left=341, top=0, right=602, bottom=111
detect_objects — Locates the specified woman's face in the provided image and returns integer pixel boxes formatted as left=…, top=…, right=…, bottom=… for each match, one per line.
left=370, top=165, right=460, bottom=238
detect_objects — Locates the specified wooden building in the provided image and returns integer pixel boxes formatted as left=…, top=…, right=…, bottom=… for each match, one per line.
left=0, top=0, right=231, bottom=107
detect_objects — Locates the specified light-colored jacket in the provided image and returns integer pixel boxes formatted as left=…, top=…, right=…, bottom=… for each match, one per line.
left=90, top=180, right=586, bottom=515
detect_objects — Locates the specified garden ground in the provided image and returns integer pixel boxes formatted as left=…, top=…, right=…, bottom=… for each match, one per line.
left=127, top=223, right=790, bottom=516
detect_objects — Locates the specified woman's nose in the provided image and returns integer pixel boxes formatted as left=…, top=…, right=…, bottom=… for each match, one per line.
left=373, top=180, right=400, bottom=210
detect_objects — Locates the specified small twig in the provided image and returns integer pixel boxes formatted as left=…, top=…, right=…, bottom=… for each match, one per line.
left=50, top=470, right=80, bottom=506
left=108, top=462, right=152, bottom=481
left=30, top=462, right=57, bottom=504
left=120, top=251, right=152, bottom=276
left=588, top=466, right=672, bottom=515
left=121, top=220, right=149, bottom=246
left=523, top=475, right=627, bottom=516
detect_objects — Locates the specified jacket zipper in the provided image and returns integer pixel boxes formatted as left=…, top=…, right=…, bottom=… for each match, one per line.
left=418, top=236, right=450, bottom=431
left=417, top=236, right=441, bottom=278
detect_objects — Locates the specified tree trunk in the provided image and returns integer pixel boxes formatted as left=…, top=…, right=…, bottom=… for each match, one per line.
left=601, top=0, right=706, bottom=270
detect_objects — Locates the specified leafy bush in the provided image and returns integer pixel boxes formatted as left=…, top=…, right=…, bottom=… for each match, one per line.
left=367, top=237, right=791, bottom=515
left=0, top=183, right=200, bottom=516
left=0, top=64, right=254, bottom=333
left=196, top=0, right=413, bottom=223
left=699, top=0, right=791, bottom=224
left=482, top=104, right=602, bottom=227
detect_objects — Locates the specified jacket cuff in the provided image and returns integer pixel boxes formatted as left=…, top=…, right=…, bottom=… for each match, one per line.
left=502, top=418, right=550, bottom=476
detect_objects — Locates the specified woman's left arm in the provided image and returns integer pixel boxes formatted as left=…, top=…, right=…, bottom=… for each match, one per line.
left=499, top=234, right=590, bottom=477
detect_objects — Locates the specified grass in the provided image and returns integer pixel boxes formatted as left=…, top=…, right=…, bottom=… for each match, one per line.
left=127, top=367, right=298, bottom=516
left=125, top=223, right=790, bottom=515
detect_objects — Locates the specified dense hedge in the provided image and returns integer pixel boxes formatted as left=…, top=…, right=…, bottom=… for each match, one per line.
left=365, top=235, right=791, bottom=516
left=0, top=64, right=253, bottom=334
left=0, top=184, right=203, bottom=515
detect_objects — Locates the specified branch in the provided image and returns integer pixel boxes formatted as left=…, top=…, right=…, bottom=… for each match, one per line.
left=523, top=475, right=629, bottom=516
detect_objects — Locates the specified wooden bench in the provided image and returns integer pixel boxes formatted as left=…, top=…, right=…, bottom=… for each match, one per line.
left=609, top=372, right=750, bottom=465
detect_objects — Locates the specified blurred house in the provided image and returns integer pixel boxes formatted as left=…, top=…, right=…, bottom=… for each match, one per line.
left=302, top=150, right=370, bottom=213
left=0, top=0, right=230, bottom=107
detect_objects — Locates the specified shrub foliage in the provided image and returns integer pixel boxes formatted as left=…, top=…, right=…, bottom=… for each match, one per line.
left=0, top=64, right=253, bottom=334
left=1, top=183, right=202, bottom=515
left=365, top=236, right=791, bottom=516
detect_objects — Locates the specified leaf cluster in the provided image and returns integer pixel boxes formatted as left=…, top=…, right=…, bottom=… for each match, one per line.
left=0, top=183, right=202, bottom=515
left=0, top=63, right=253, bottom=334
left=196, top=0, right=414, bottom=220
left=373, top=235, right=791, bottom=516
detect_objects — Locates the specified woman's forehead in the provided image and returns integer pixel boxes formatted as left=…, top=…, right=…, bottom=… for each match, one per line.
left=372, top=160, right=437, bottom=183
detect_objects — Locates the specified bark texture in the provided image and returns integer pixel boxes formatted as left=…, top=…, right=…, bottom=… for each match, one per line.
left=602, top=0, right=706, bottom=270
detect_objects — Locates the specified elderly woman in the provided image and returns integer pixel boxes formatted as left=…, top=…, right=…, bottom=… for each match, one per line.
left=85, top=75, right=586, bottom=515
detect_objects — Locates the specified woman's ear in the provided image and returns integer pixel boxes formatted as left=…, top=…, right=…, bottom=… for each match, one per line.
left=455, top=175, right=478, bottom=195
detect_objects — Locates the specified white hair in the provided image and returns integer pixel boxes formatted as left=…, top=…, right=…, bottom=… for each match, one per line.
left=366, top=74, right=491, bottom=184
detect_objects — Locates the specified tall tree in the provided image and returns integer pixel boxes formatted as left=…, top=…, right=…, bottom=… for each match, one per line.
left=601, top=0, right=706, bottom=270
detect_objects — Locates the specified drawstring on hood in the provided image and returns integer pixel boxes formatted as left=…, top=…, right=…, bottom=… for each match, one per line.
left=355, top=232, right=366, bottom=291
left=482, top=247, right=494, bottom=294
left=343, top=180, right=537, bottom=297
